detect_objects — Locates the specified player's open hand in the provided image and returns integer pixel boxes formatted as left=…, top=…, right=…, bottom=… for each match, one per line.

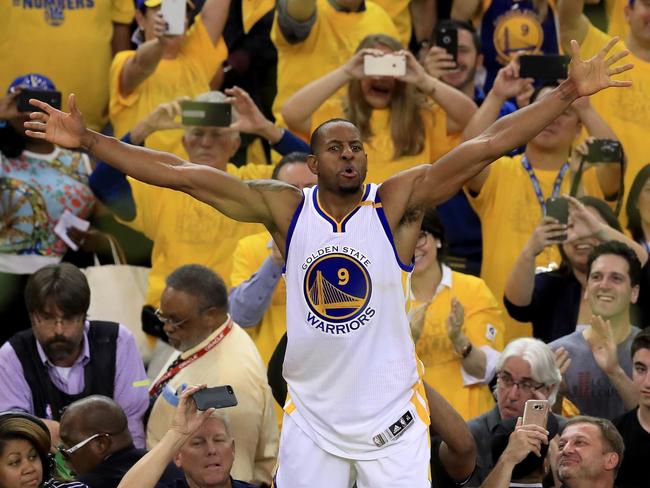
left=24, top=93, right=87, bottom=149
left=567, top=37, right=633, bottom=97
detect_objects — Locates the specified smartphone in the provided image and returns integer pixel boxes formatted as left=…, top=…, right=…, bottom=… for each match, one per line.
left=181, top=101, right=232, bottom=127
left=584, top=139, right=623, bottom=163
left=519, top=54, right=570, bottom=80
left=435, top=26, right=458, bottom=64
left=18, top=89, right=62, bottom=112
left=161, top=0, right=186, bottom=36
left=522, top=399, right=550, bottom=428
left=192, top=385, right=238, bottom=411
left=363, top=54, right=406, bottom=77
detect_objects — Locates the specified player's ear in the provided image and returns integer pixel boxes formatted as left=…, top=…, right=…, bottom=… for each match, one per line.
left=307, top=154, right=318, bottom=175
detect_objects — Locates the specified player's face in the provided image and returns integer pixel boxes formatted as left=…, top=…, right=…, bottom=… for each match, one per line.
left=626, top=0, right=650, bottom=44
left=440, top=29, right=480, bottom=90
left=175, top=418, right=234, bottom=487
left=360, top=44, right=397, bottom=109
left=586, top=254, right=639, bottom=320
left=632, top=348, right=650, bottom=408
left=312, top=122, right=367, bottom=194
left=557, top=423, right=618, bottom=482
left=561, top=206, right=604, bottom=272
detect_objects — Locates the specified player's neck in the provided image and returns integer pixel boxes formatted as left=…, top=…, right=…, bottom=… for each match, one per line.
left=524, top=145, right=569, bottom=171
left=638, top=402, right=650, bottom=434
left=319, top=187, right=365, bottom=221
left=626, top=33, right=650, bottom=63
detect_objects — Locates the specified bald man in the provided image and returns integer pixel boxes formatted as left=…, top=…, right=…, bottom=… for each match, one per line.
left=59, top=396, right=182, bottom=488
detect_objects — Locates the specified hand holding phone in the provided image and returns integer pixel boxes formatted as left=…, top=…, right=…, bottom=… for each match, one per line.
left=192, top=385, right=238, bottom=411
left=435, top=27, right=458, bottom=65
left=545, top=197, right=569, bottom=241
left=161, top=0, right=187, bottom=36
left=522, top=399, right=550, bottom=428
left=519, top=54, right=570, bottom=80
left=363, top=54, right=406, bottom=77
left=181, top=101, right=232, bottom=127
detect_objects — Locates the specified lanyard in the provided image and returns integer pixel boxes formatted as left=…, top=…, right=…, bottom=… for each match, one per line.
left=521, top=155, right=569, bottom=214
left=149, top=319, right=233, bottom=396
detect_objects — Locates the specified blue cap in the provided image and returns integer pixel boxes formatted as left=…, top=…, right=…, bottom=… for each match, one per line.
left=7, top=73, right=56, bottom=94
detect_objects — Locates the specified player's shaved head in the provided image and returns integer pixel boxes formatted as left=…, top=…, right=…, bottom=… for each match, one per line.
left=310, top=118, right=360, bottom=153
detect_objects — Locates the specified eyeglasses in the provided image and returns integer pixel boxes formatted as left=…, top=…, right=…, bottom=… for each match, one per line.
left=35, top=314, right=84, bottom=327
left=497, top=371, right=545, bottom=393
left=58, top=433, right=109, bottom=459
left=154, top=308, right=190, bottom=330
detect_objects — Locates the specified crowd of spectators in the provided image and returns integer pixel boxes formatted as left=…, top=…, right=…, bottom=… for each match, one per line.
left=1, top=1, right=650, bottom=487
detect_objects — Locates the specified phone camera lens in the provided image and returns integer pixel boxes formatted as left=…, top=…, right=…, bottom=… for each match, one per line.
left=443, top=36, right=450, bottom=44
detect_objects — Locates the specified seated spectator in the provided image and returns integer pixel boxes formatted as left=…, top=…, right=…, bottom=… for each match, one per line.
left=110, top=0, right=229, bottom=157
left=0, top=410, right=90, bottom=488
left=467, top=337, right=564, bottom=484
left=505, top=196, right=648, bottom=343
left=58, top=395, right=182, bottom=488
left=0, top=75, right=96, bottom=343
left=613, top=328, right=650, bottom=488
left=281, top=34, right=477, bottom=182
left=119, top=385, right=258, bottom=488
left=462, top=84, right=623, bottom=340
left=409, top=208, right=504, bottom=420
left=558, top=0, right=650, bottom=229
left=451, top=0, right=560, bottom=92
left=481, top=415, right=559, bottom=487
left=556, top=416, right=624, bottom=488
left=0, top=0, right=133, bottom=132
left=550, top=241, right=641, bottom=420
left=0, top=263, right=149, bottom=448
left=91, top=88, right=305, bottom=338
left=146, top=265, right=277, bottom=486
left=270, top=0, right=398, bottom=125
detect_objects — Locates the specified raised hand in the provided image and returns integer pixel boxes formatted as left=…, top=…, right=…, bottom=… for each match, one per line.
left=566, top=196, right=605, bottom=241
left=554, top=346, right=572, bottom=376
left=524, top=216, right=568, bottom=256
left=567, top=37, right=633, bottom=97
left=445, top=297, right=465, bottom=346
left=170, top=384, right=215, bottom=437
left=587, top=315, right=619, bottom=375
left=24, top=93, right=87, bottom=149
left=0, top=89, right=21, bottom=120
left=502, top=417, right=549, bottom=462
left=422, top=45, right=458, bottom=79
left=343, top=48, right=379, bottom=80
left=492, top=58, right=534, bottom=102
left=398, top=49, right=429, bottom=89
left=225, top=86, right=273, bottom=136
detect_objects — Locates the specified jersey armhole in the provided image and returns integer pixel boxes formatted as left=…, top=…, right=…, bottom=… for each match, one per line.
left=374, top=191, right=414, bottom=272
left=282, top=193, right=306, bottom=274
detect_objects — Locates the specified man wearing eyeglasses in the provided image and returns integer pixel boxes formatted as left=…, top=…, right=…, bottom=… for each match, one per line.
left=58, top=395, right=182, bottom=488
left=145, top=264, right=278, bottom=487
left=466, top=337, right=565, bottom=484
left=0, top=263, right=149, bottom=449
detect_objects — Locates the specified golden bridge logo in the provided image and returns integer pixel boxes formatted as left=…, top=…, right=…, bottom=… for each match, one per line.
left=303, top=253, right=371, bottom=323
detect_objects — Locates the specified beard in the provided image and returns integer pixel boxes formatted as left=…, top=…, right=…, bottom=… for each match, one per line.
left=43, top=336, right=79, bottom=362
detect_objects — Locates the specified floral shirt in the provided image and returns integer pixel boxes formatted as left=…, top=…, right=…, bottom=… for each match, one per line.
left=1, top=147, right=95, bottom=257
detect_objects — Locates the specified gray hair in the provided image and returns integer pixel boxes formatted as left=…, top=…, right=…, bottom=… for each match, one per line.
left=208, top=410, right=233, bottom=438
left=497, top=338, right=562, bottom=405
left=194, top=90, right=238, bottom=122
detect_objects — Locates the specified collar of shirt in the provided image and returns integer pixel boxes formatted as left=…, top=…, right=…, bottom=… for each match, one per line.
left=433, top=264, right=453, bottom=297
left=179, top=314, right=232, bottom=360
left=487, top=405, right=503, bottom=433
left=36, top=321, right=90, bottom=367
left=327, top=0, right=366, bottom=12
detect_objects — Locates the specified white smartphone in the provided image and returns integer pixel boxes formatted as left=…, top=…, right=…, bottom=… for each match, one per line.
left=363, top=54, right=406, bottom=77
left=161, top=0, right=186, bottom=36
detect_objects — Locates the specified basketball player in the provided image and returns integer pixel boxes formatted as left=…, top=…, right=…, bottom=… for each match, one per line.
left=24, top=40, right=631, bottom=488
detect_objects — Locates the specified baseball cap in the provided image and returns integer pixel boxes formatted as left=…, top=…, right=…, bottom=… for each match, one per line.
left=7, top=73, right=56, bottom=94
left=137, top=0, right=195, bottom=9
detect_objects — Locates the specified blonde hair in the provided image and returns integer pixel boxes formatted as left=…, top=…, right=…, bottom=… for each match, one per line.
left=345, top=34, right=428, bottom=160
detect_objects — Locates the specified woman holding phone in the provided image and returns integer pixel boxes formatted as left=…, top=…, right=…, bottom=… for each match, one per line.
left=280, top=33, right=477, bottom=183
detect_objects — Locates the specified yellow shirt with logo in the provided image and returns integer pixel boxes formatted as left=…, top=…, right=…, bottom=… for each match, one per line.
left=0, top=0, right=134, bottom=131
left=311, top=98, right=452, bottom=183
left=579, top=23, right=648, bottom=228
left=373, top=0, right=412, bottom=47
left=414, top=267, right=504, bottom=420
left=271, top=0, right=398, bottom=124
left=109, top=16, right=228, bottom=159
left=124, top=163, right=272, bottom=307
left=467, top=154, right=603, bottom=341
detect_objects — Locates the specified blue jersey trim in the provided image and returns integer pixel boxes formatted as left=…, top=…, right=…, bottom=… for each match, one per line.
left=374, top=190, right=415, bottom=272
left=339, top=184, right=371, bottom=232
left=283, top=193, right=305, bottom=274
left=312, top=187, right=338, bottom=232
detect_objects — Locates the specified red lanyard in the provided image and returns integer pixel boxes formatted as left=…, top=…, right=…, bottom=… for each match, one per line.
left=149, top=319, right=233, bottom=395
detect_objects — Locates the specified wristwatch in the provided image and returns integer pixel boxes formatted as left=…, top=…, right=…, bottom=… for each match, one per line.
left=460, top=342, right=473, bottom=359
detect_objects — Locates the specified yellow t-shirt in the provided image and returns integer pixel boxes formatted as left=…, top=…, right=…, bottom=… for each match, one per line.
left=414, top=269, right=505, bottom=420
left=606, top=0, right=629, bottom=40
left=109, top=16, right=228, bottom=158
left=580, top=23, right=648, bottom=228
left=0, top=0, right=134, bottom=131
left=271, top=0, right=398, bottom=124
left=311, top=98, right=452, bottom=183
left=467, top=154, right=603, bottom=341
left=373, top=0, right=412, bottom=47
left=124, top=163, right=272, bottom=307
left=242, top=0, right=275, bottom=33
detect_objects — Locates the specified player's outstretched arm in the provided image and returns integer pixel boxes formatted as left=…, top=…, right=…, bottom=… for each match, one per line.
left=381, top=37, right=632, bottom=221
left=24, top=94, right=298, bottom=228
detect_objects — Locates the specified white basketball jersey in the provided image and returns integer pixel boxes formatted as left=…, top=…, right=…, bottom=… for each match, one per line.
left=283, top=184, right=429, bottom=460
